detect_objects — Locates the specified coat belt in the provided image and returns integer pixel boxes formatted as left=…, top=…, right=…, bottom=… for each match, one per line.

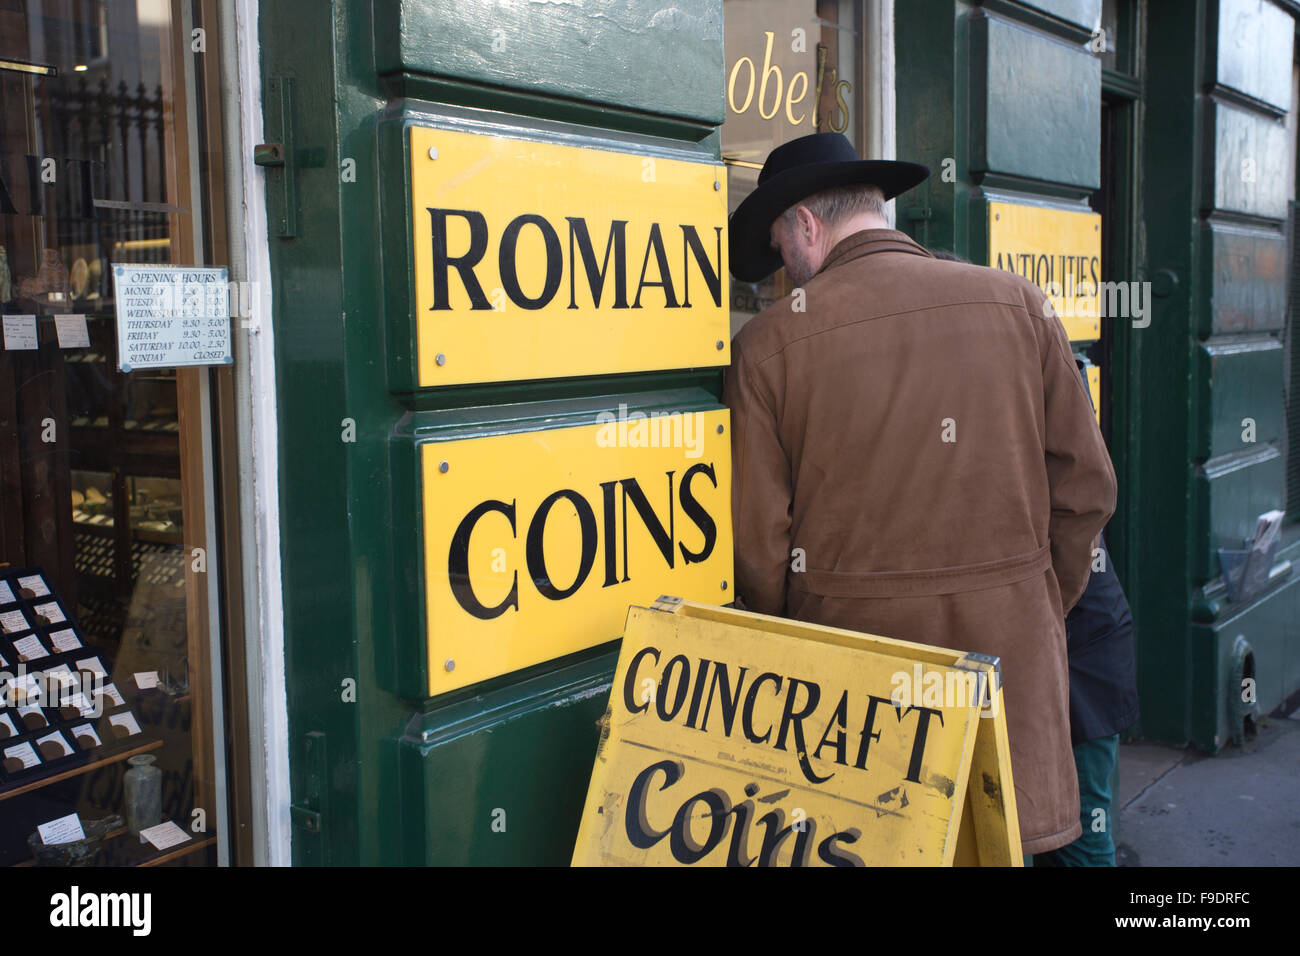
left=789, top=544, right=1052, bottom=598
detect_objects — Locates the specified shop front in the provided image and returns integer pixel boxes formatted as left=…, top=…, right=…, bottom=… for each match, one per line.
left=6, top=0, right=1299, bottom=869
left=0, top=0, right=253, bottom=865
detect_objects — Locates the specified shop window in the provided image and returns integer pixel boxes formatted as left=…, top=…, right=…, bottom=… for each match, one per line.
left=1099, top=0, right=1139, bottom=78
left=722, top=0, right=869, bottom=337
left=0, top=0, right=233, bottom=866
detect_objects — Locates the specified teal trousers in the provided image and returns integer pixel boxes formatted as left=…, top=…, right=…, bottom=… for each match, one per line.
left=1027, top=733, right=1119, bottom=867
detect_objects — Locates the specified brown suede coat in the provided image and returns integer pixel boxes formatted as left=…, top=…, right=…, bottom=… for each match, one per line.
left=723, top=229, right=1117, bottom=855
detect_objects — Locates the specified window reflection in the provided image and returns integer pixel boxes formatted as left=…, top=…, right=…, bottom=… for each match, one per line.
left=722, top=0, right=864, bottom=336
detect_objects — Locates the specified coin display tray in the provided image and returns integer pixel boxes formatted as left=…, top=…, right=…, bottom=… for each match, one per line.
left=0, top=567, right=144, bottom=787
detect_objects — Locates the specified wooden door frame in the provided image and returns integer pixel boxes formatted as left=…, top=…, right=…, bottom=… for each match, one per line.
left=164, top=0, right=256, bottom=866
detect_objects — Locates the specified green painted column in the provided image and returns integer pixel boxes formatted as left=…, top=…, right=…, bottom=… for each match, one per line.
left=1182, top=0, right=1297, bottom=749
left=1136, top=0, right=1298, bottom=750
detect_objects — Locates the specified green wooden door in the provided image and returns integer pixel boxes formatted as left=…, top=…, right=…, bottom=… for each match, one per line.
left=1146, top=0, right=1297, bottom=750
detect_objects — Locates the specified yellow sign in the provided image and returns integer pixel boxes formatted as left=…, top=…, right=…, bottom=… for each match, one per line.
left=988, top=200, right=1101, bottom=342
left=572, top=599, right=1021, bottom=867
left=1086, top=363, right=1101, bottom=426
left=410, top=126, right=730, bottom=387
left=421, top=413, right=733, bottom=696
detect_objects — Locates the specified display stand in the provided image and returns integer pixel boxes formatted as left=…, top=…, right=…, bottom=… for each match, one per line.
left=0, top=565, right=208, bottom=867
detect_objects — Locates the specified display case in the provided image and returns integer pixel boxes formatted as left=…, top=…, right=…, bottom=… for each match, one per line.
left=1, top=0, right=230, bottom=867
left=0, top=566, right=212, bottom=866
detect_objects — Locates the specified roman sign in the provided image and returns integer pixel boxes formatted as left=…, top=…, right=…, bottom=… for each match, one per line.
left=421, top=412, right=733, bottom=696
left=987, top=200, right=1102, bottom=343
left=572, top=599, right=1022, bottom=867
left=409, top=126, right=730, bottom=387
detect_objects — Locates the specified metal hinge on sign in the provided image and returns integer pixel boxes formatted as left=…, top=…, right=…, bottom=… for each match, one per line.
left=650, top=595, right=684, bottom=612
left=957, top=651, right=1001, bottom=678
left=954, top=652, right=1001, bottom=713
left=289, top=730, right=326, bottom=834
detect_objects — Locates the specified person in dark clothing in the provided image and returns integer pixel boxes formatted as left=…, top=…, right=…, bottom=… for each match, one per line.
left=930, top=248, right=1139, bottom=865
left=1034, top=430, right=1139, bottom=865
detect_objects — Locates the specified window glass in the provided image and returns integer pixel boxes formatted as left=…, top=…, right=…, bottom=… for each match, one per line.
left=1099, top=0, right=1138, bottom=76
left=723, top=0, right=866, bottom=336
left=1, top=0, right=227, bottom=866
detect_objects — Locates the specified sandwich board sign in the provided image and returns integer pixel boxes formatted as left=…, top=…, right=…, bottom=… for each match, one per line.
left=571, top=597, right=1022, bottom=866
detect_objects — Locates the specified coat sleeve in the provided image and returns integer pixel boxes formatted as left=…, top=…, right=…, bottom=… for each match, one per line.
left=1039, top=298, right=1118, bottom=615
left=722, top=341, right=792, bottom=616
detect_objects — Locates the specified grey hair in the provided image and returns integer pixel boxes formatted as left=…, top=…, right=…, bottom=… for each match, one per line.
left=780, top=183, right=887, bottom=227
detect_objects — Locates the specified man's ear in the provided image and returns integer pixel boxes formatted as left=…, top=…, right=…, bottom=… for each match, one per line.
left=795, top=204, right=819, bottom=242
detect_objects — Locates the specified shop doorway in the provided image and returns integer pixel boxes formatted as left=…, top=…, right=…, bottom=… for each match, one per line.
left=1087, top=0, right=1142, bottom=588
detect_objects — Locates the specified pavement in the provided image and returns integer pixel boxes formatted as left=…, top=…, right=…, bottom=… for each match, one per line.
left=1115, top=702, right=1300, bottom=866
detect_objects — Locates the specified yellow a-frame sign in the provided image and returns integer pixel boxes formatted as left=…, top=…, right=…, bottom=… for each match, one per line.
left=572, top=597, right=1021, bottom=866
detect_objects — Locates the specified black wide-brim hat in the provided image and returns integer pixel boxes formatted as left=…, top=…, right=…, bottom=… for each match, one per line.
left=729, top=132, right=930, bottom=282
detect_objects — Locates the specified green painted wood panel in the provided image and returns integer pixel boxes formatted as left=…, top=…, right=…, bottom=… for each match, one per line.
left=1215, top=0, right=1294, bottom=110
left=1132, top=0, right=1300, bottom=747
left=372, top=0, right=725, bottom=125
left=1202, top=222, right=1288, bottom=335
left=392, top=650, right=615, bottom=865
left=1125, top=0, right=1204, bottom=745
left=1194, top=446, right=1285, bottom=582
left=1210, top=102, right=1290, bottom=220
left=895, top=2, right=960, bottom=254
left=1191, top=575, right=1300, bottom=751
left=1017, top=0, right=1101, bottom=30
left=970, top=12, right=1101, bottom=189
left=1196, top=336, right=1284, bottom=459
left=256, top=0, right=364, bottom=864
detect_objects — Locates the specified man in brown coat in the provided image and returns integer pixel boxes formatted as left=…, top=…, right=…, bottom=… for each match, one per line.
left=723, top=133, right=1117, bottom=856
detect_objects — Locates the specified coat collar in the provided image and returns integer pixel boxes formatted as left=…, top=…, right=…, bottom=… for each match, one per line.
left=816, top=228, right=934, bottom=278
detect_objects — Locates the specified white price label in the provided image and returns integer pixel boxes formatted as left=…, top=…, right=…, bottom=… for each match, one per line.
left=38, top=813, right=86, bottom=845
left=140, top=820, right=192, bottom=851
left=53, top=314, right=91, bottom=349
left=2, top=314, right=37, bottom=350
left=50, top=629, right=82, bottom=652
